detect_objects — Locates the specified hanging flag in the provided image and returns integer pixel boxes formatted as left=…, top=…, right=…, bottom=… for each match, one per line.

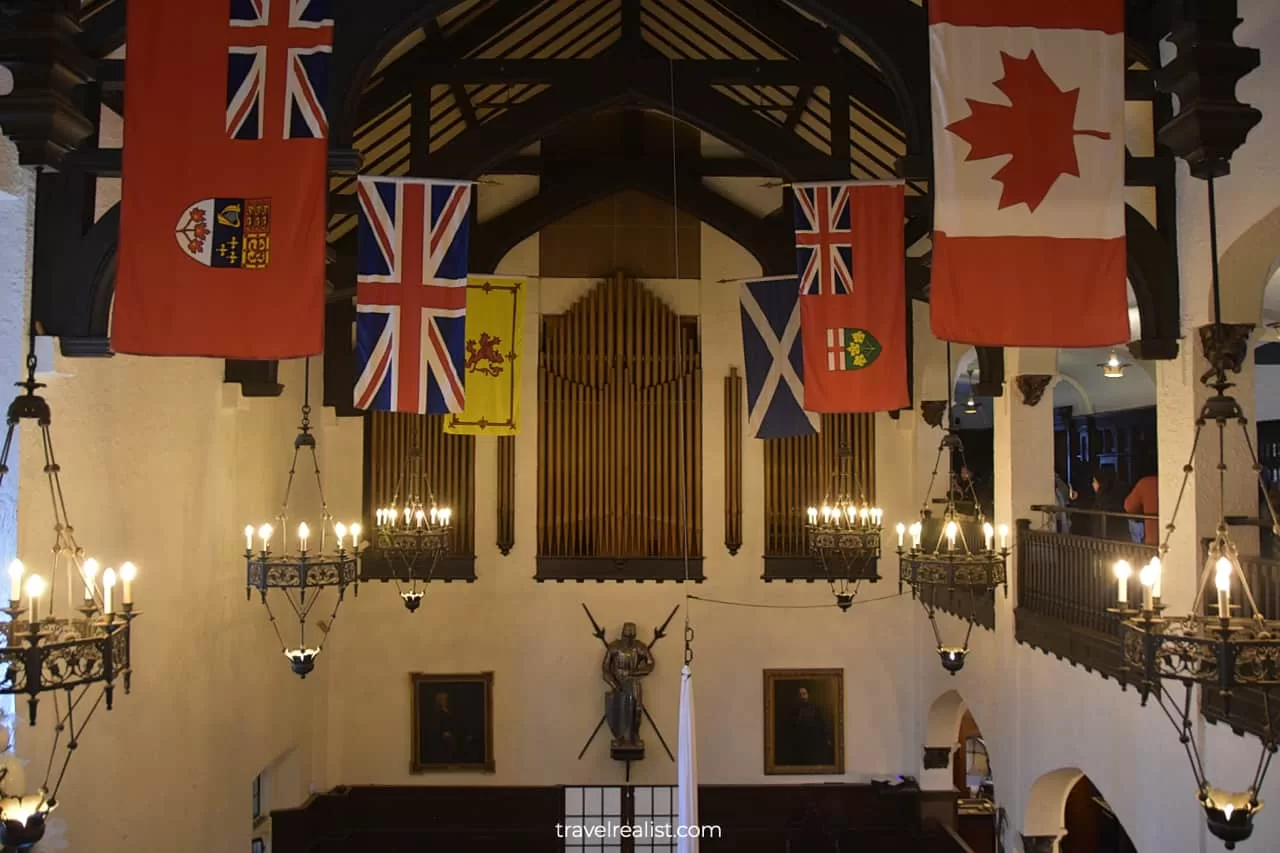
left=354, top=177, right=472, bottom=415
left=739, top=277, right=818, bottom=439
left=929, top=0, right=1128, bottom=346
left=443, top=276, right=524, bottom=435
left=112, top=0, right=331, bottom=357
left=676, top=662, right=699, bottom=853
left=794, top=183, right=909, bottom=413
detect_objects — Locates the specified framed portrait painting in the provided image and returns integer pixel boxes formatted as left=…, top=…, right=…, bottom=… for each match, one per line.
left=410, top=672, right=495, bottom=773
left=763, top=668, right=844, bottom=775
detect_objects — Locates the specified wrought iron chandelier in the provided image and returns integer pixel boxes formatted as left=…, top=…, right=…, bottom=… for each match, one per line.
left=1106, top=175, right=1280, bottom=851
left=0, top=340, right=136, bottom=851
left=804, top=444, right=881, bottom=610
left=371, top=445, right=452, bottom=612
left=244, top=360, right=360, bottom=678
left=898, top=346, right=1008, bottom=673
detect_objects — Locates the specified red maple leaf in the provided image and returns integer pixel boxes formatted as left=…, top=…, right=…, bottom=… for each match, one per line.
left=945, top=50, right=1111, bottom=212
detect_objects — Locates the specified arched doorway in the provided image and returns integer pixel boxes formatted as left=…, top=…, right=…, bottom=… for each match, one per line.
left=1023, top=768, right=1138, bottom=853
left=923, top=690, right=997, bottom=851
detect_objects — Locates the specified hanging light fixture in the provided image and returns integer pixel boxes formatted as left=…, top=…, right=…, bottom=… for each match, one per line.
left=0, top=338, right=137, bottom=850
left=371, top=444, right=452, bottom=612
left=1099, top=349, right=1129, bottom=378
left=898, top=345, right=1008, bottom=673
left=1106, top=174, right=1280, bottom=851
left=804, top=444, right=882, bottom=610
left=244, top=360, right=360, bottom=678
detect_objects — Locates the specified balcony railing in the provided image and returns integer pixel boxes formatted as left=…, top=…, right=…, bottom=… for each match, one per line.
left=1014, top=515, right=1156, bottom=680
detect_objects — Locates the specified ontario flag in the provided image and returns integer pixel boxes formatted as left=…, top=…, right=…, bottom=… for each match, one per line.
left=795, top=182, right=909, bottom=413
left=113, top=0, right=332, bottom=357
left=353, top=177, right=472, bottom=415
left=929, top=0, right=1128, bottom=347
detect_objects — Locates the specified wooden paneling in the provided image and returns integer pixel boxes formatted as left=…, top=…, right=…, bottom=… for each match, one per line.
left=272, top=783, right=930, bottom=853
left=364, top=412, right=476, bottom=556
left=725, top=367, right=743, bottom=556
left=761, top=414, right=874, bottom=581
left=536, top=274, right=702, bottom=580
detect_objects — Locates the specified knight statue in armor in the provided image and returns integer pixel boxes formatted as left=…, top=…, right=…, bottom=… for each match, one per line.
left=602, top=622, right=655, bottom=759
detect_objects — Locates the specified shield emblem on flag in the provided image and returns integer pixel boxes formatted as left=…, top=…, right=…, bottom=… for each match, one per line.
left=175, top=197, right=271, bottom=269
left=826, top=327, right=881, bottom=372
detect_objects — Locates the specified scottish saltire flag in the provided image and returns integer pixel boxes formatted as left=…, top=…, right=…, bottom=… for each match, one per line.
left=794, top=184, right=854, bottom=296
left=739, top=277, right=818, bottom=439
left=227, top=0, right=333, bottom=140
left=354, top=177, right=472, bottom=414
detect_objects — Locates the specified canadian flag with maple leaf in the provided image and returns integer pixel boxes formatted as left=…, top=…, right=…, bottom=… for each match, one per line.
left=929, top=0, right=1129, bottom=347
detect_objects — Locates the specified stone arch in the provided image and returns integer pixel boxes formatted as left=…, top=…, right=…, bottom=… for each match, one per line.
left=925, top=689, right=969, bottom=749
left=1217, top=204, right=1280, bottom=326
left=1050, top=375, right=1094, bottom=415
left=1023, top=767, right=1084, bottom=839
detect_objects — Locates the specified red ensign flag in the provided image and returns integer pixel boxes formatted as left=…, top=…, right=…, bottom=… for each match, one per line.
left=929, top=0, right=1128, bottom=347
left=797, top=183, right=909, bottom=413
left=113, top=0, right=332, bottom=357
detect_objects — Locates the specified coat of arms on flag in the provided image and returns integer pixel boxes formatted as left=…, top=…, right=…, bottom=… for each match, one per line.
left=175, top=198, right=271, bottom=269
left=739, top=276, right=818, bottom=439
left=354, top=176, right=473, bottom=415
left=444, top=277, right=525, bottom=436
left=827, top=328, right=881, bottom=372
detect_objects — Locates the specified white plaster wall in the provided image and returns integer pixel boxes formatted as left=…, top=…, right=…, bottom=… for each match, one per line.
left=13, top=356, right=328, bottom=852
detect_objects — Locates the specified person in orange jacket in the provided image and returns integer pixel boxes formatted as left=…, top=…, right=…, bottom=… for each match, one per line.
left=1125, top=458, right=1159, bottom=545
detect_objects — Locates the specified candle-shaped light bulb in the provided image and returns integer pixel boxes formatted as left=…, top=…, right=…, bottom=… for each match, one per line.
left=821, top=505, right=831, bottom=524
left=807, top=507, right=818, bottom=525
left=859, top=508, right=869, bottom=526
left=415, top=509, right=425, bottom=528
left=983, top=522, right=994, bottom=551
left=872, top=508, right=882, bottom=526
left=7, top=559, right=23, bottom=603
left=24, top=574, right=45, bottom=623
left=896, top=522, right=906, bottom=548
left=1216, top=555, right=1233, bottom=618
left=1113, top=560, right=1132, bottom=604
left=376, top=509, right=383, bottom=526
left=998, top=523, right=1009, bottom=550
left=910, top=522, right=922, bottom=549
left=297, top=522, right=310, bottom=552
left=403, top=507, right=411, bottom=525
left=102, top=567, right=116, bottom=614
left=1139, top=560, right=1157, bottom=611
left=334, top=522, right=347, bottom=550
left=244, top=525, right=255, bottom=551
left=119, top=562, right=136, bottom=605
left=945, top=520, right=958, bottom=551
left=350, top=523, right=361, bottom=544
left=258, top=524, right=273, bottom=551
left=1150, top=555, right=1162, bottom=600
left=82, top=558, right=99, bottom=602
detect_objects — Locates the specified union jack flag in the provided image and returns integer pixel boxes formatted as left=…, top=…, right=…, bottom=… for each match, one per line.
left=227, top=0, right=332, bottom=140
left=793, top=183, right=854, bottom=296
left=354, top=177, right=472, bottom=415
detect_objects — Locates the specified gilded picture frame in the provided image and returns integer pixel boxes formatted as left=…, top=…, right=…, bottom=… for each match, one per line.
left=763, top=668, right=845, bottom=775
left=410, top=672, right=495, bottom=773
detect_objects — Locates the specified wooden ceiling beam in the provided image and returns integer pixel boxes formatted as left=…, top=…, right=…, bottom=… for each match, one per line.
left=416, top=56, right=844, bottom=85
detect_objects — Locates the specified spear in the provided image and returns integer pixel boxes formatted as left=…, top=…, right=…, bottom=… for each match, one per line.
left=582, top=603, right=609, bottom=649
left=648, top=604, right=680, bottom=650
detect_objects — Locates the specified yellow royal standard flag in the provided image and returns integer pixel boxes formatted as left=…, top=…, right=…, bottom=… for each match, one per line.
left=443, top=276, right=524, bottom=435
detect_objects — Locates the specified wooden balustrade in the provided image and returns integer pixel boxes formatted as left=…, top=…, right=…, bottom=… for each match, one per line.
left=1014, top=518, right=1156, bottom=679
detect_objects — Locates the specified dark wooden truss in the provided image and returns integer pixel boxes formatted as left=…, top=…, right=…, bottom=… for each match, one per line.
left=11, top=0, right=1186, bottom=396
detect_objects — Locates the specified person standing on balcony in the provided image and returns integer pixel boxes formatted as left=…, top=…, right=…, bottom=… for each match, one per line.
left=1087, top=468, right=1130, bottom=541
left=1124, top=458, right=1159, bottom=546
